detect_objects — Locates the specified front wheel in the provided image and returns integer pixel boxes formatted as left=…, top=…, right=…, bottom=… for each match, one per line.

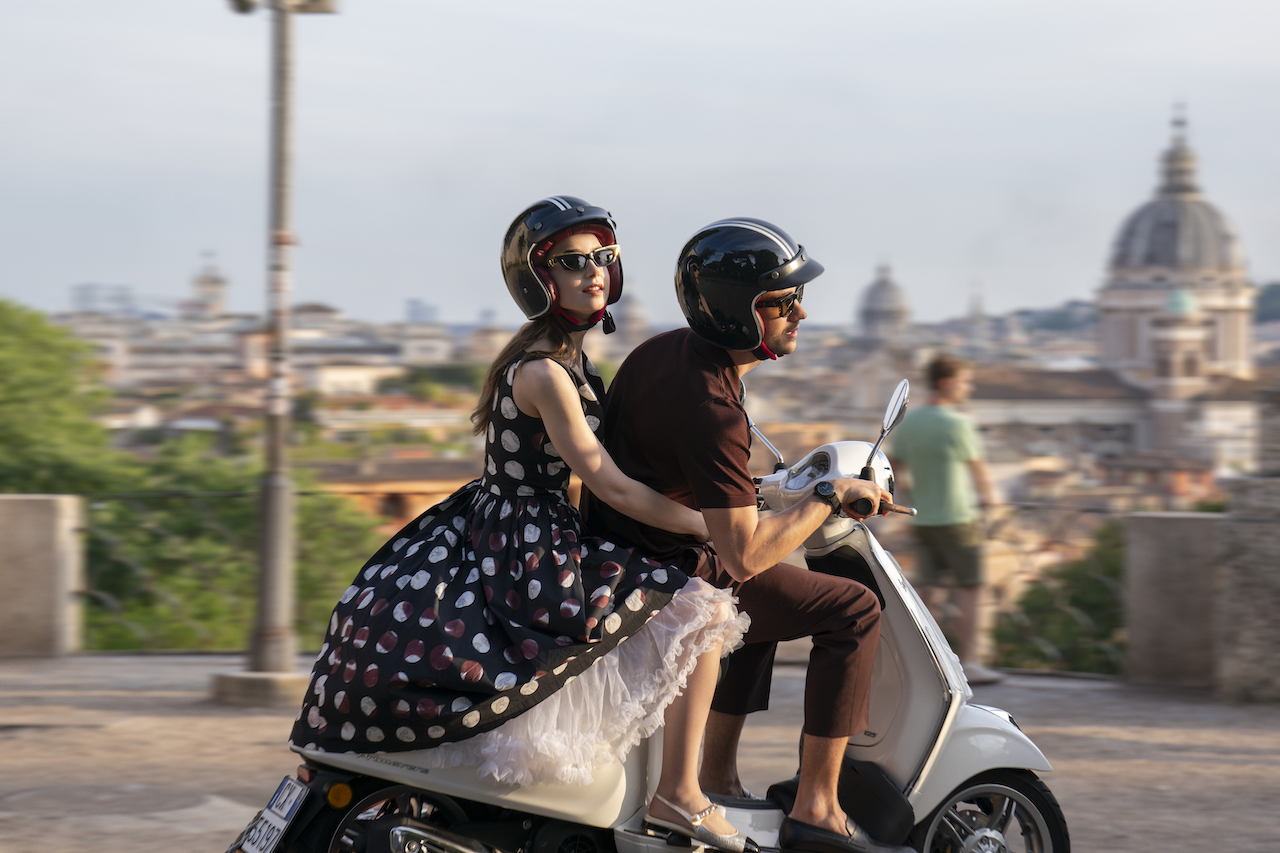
left=288, top=783, right=466, bottom=853
left=910, top=770, right=1069, bottom=853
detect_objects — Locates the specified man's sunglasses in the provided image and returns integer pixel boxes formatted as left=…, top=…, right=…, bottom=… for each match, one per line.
left=756, top=284, right=805, bottom=317
left=547, top=245, right=621, bottom=272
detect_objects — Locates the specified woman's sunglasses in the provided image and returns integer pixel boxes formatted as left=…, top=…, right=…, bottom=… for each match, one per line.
left=756, top=284, right=805, bottom=317
left=547, top=245, right=621, bottom=272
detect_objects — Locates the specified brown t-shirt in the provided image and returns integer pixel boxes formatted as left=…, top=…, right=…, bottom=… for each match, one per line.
left=585, top=328, right=756, bottom=568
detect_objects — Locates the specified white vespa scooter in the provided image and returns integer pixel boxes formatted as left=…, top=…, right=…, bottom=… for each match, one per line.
left=229, top=380, right=1069, bottom=853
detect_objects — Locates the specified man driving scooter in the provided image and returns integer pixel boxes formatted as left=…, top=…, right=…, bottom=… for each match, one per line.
left=585, top=219, right=912, bottom=853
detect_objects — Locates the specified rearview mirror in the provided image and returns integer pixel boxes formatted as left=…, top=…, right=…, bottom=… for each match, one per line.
left=883, top=379, right=910, bottom=433
left=863, top=379, right=911, bottom=470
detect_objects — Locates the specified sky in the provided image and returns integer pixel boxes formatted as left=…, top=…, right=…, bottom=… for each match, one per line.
left=2, top=0, right=1279, bottom=328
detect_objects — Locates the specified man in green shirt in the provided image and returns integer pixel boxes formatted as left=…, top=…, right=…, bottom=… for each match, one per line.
left=889, top=354, right=1003, bottom=684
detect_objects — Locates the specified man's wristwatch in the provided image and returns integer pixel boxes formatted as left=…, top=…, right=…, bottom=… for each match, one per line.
left=814, top=480, right=843, bottom=516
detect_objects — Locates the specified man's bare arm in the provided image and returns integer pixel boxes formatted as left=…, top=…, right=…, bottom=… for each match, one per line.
left=968, top=458, right=998, bottom=507
left=702, top=478, right=892, bottom=583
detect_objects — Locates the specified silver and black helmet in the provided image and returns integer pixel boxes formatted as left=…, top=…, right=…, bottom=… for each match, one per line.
left=675, top=218, right=824, bottom=353
left=501, top=196, right=623, bottom=320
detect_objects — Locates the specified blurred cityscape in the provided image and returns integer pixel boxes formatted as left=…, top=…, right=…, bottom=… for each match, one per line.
left=37, top=119, right=1280, bottom=662
left=56, top=120, right=1279, bottom=498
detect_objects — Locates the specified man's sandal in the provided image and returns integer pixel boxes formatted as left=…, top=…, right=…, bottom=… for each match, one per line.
left=643, top=794, right=760, bottom=853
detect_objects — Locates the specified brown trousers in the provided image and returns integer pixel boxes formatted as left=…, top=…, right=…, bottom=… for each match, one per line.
left=692, top=553, right=882, bottom=740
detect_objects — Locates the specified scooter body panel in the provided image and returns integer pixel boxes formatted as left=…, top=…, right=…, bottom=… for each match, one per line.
left=803, top=521, right=963, bottom=791
left=907, top=702, right=1054, bottom=819
left=293, top=733, right=659, bottom=828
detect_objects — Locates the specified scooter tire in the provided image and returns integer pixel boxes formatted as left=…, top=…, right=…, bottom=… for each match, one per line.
left=286, top=782, right=466, bottom=853
left=908, top=769, right=1069, bottom=853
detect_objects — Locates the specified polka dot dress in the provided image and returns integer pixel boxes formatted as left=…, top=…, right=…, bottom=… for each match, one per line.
left=290, top=353, right=689, bottom=754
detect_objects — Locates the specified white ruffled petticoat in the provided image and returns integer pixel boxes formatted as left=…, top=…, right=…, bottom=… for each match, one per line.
left=402, top=577, right=748, bottom=787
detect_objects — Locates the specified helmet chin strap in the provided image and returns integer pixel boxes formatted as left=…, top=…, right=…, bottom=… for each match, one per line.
left=750, top=308, right=778, bottom=360
left=553, top=306, right=616, bottom=335
left=752, top=341, right=778, bottom=361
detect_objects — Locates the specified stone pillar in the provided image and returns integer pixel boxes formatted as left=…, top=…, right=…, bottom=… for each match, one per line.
left=0, top=496, right=84, bottom=657
left=1125, top=512, right=1221, bottom=688
left=1258, top=386, right=1280, bottom=477
left=1217, top=385, right=1280, bottom=700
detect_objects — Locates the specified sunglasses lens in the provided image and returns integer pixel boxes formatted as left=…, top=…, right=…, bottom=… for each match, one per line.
left=784, top=286, right=804, bottom=313
left=760, top=284, right=803, bottom=315
left=556, top=254, right=589, bottom=271
left=551, top=246, right=618, bottom=271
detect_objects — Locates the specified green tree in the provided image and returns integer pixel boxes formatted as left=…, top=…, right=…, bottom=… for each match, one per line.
left=1256, top=282, right=1280, bottom=323
left=0, top=300, right=132, bottom=493
left=592, top=359, right=619, bottom=389
left=84, top=434, right=383, bottom=651
left=0, top=301, right=382, bottom=650
left=994, top=521, right=1126, bottom=674
left=379, top=363, right=487, bottom=400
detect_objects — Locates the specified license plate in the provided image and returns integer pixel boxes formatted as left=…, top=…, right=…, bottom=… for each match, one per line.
left=231, top=776, right=310, bottom=853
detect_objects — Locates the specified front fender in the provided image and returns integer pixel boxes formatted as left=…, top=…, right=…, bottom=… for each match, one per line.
left=909, top=703, right=1053, bottom=820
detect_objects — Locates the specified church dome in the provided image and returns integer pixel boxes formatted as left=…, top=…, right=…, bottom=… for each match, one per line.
left=1108, top=118, right=1244, bottom=274
left=860, top=265, right=910, bottom=317
left=858, top=265, right=910, bottom=343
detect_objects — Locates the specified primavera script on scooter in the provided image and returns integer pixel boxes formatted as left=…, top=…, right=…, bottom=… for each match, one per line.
left=228, top=379, right=1069, bottom=853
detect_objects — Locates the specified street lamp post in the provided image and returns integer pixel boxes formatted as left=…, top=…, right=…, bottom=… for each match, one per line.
left=214, top=0, right=337, bottom=704
left=254, top=0, right=297, bottom=673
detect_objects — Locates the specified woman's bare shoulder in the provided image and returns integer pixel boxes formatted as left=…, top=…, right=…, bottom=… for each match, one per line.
left=513, top=355, right=577, bottom=395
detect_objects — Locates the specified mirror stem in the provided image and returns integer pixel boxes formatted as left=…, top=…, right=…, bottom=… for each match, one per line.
left=749, top=420, right=786, bottom=472
left=864, top=429, right=889, bottom=469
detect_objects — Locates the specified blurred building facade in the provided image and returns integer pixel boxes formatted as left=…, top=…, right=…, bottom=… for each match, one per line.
left=741, top=116, right=1269, bottom=506
left=51, top=116, right=1272, bottom=507
left=960, top=119, right=1267, bottom=493
left=57, top=262, right=465, bottom=396
left=1098, top=115, right=1255, bottom=383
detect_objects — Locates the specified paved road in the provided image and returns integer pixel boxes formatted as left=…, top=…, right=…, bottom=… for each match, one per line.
left=1, top=653, right=1277, bottom=853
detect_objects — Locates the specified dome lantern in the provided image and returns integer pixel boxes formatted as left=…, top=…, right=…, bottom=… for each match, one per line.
left=1158, top=111, right=1201, bottom=197
left=1108, top=111, right=1244, bottom=274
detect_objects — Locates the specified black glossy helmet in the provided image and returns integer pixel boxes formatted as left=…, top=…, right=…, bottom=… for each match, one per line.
left=501, top=196, right=623, bottom=320
left=676, top=218, right=824, bottom=353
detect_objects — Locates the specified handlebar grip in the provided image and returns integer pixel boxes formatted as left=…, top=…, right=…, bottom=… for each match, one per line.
left=851, top=497, right=874, bottom=516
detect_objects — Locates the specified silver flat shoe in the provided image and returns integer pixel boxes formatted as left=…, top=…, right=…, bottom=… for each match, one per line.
left=644, top=793, right=760, bottom=853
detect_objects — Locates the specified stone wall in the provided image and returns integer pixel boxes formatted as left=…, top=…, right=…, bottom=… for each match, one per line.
left=1218, top=384, right=1280, bottom=700
left=1126, top=513, right=1222, bottom=688
left=0, top=496, right=84, bottom=657
left=1257, top=387, right=1280, bottom=476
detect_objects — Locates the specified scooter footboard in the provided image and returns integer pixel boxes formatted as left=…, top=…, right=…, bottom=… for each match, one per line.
left=766, top=757, right=914, bottom=847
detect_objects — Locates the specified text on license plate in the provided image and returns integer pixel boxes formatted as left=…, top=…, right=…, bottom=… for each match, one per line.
left=236, top=776, right=309, bottom=853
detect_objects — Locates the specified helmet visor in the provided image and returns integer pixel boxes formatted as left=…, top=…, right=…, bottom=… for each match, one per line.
left=758, top=244, right=824, bottom=289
